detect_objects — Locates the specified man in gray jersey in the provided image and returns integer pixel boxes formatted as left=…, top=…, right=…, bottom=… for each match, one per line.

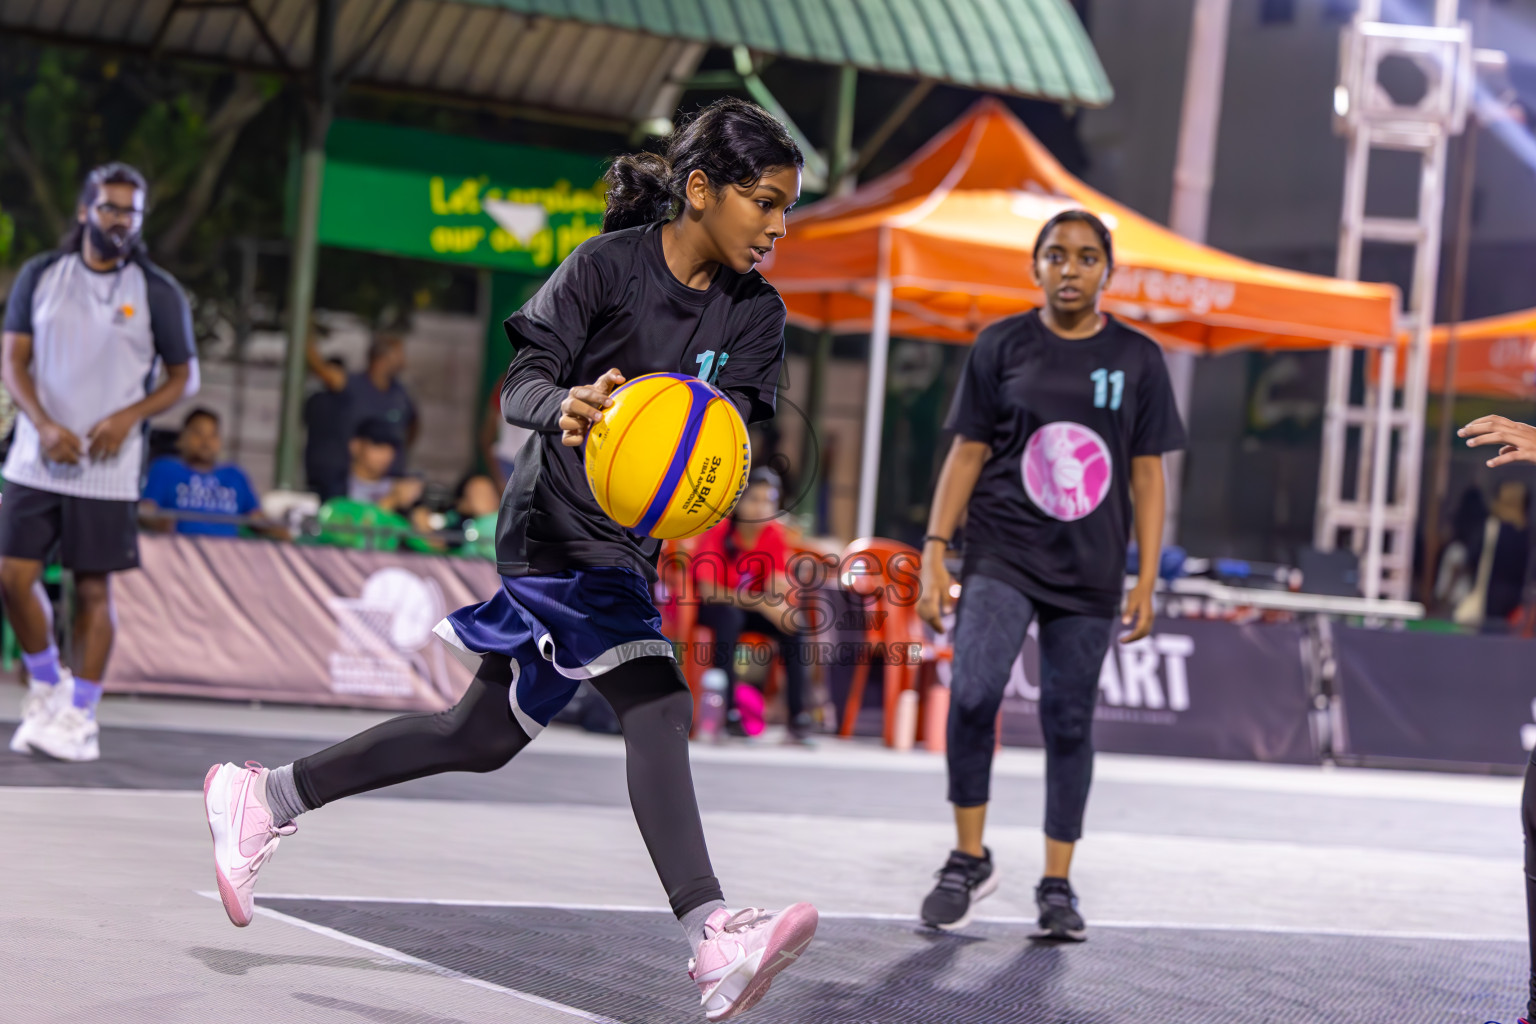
left=1, top=162, right=197, bottom=762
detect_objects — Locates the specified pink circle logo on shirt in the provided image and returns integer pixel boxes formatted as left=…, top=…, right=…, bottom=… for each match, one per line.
left=1021, top=422, right=1113, bottom=522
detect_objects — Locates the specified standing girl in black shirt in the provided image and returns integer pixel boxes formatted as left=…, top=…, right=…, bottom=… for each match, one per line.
left=915, top=210, right=1186, bottom=938
left=201, top=99, right=817, bottom=1022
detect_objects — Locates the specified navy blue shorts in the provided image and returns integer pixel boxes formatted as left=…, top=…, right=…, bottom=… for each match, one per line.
left=434, top=567, right=675, bottom=737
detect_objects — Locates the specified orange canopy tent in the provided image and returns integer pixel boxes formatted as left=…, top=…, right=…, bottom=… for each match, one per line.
left=760, top=97, right=1399, bottom=353
left=759, top=97, right=1400, bottom=536
left=1383, top=308, right=1536, bottom=400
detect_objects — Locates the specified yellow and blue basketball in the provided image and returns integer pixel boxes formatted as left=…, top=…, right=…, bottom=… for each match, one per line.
left=584, top=372, right=752, bottom=540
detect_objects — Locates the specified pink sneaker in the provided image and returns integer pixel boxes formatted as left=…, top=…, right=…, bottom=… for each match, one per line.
left=202, top=761, right=296, bottom=927
left=688, top=903, right=818, bottom=1021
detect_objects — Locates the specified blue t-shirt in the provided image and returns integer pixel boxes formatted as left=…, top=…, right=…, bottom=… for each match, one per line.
left=142, top=457, right=260, bottom=537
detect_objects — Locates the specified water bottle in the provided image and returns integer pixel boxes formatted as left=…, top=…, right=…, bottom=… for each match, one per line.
left=698, top=668, right=728, bottom=743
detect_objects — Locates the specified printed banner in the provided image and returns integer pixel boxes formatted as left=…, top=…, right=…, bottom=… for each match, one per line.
left=933, top=616, right=1316, bottom=764
left=1333, top=625, right=1535, bottom=768
left=312, top=119, right=606, bottom=273
left=105, top=535, right=500, bottom=711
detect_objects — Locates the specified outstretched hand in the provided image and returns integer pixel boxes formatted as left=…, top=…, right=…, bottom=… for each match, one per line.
left=560, top=368, right=626, bottom=447
left=1459, top=415, right=1536, bottom=468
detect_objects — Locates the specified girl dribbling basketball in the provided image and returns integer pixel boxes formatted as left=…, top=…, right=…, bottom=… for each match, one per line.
left=200, top=99, right=816, bottom=1022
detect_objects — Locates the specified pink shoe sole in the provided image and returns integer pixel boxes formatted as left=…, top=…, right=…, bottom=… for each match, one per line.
left=203, top=764, right=251, bottom=928
left=718, top=903, right=818, bottom=1021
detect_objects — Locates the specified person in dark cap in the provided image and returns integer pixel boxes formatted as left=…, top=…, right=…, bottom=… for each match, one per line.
left=346, top=417, right=420, bottom=514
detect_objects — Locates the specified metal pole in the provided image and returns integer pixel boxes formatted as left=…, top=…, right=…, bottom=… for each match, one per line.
left=826, top=65, right=858, bottom=196
left=231, top=236, right=256, bottom=469
left=796, top=327, right=833, bottom=524
left=1420, top=22, right=1483, bottom=606
left=1317, top=123, right=1373, bottom=552
left=1163, top=0, right=1232, bottom=547
left=795, top=67, right=857, bottom=524
left=274, top=0, right=337, bottom=490
left=1391, top=127, right=1451, bottom=596
left=1363, top=342, right=1396, bottom=601
left=849, top=81, right=934, bottom=179
left=856, top=229, right=893, bottom=540
left=1168, top=0, right=1232, bottom=244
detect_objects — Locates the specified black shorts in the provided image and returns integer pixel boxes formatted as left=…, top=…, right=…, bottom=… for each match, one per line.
left=0, top=481, right=140, bottom=574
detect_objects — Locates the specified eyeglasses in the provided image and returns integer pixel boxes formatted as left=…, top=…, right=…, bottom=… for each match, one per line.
left=93, top=202, right=143, bottom=222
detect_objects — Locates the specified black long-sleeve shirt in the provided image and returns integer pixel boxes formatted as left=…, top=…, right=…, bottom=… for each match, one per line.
left=496, top=222, right=786, bottom=582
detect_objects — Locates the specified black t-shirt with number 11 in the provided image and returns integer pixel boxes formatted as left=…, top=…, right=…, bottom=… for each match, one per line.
left=943, top=310, right=1187, bottom=617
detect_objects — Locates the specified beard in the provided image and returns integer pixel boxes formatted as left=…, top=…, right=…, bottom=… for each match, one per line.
left=87, top=221, right=136, bottom=261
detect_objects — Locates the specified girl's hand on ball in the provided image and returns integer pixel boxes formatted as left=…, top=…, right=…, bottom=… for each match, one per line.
left=561, top=368, right=626, bottom=446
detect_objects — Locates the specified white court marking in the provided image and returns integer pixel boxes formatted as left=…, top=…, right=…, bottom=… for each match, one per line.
left=245, top=892, right=1525, bottom=944
left=194, top=892, right=629, bottom=1024
left=1, top=786, right=196, bottom=797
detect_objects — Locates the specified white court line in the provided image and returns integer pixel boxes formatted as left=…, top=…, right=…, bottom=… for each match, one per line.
left=193, top=891, right=628, bottom=1024
left=0, top=786, right=195, bottom=797
left=249, top=893, right=1524, bottom=944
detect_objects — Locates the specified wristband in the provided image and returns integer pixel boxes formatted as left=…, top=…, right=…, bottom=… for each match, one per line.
left=923, top=534, right=951, bottom=548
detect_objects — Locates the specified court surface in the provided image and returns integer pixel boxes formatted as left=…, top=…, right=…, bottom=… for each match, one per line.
left=1, top=689, right=1525, bottom=1024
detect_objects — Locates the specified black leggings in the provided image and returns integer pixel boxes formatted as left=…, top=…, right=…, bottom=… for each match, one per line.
left=946, top=574, right=1114, bottom=843
left=1524, top=745, right=1536, bottom=1020
left=292, top=655, right=723, bottom=919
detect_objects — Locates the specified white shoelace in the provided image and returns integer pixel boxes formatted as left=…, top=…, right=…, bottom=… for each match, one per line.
left=715, top=907, right=775, bottom=937
left=245, top=822, right=298, bottom=872
left=21, top=690, right=50, bottom=717
left=692, top=908, right=773, bottom=973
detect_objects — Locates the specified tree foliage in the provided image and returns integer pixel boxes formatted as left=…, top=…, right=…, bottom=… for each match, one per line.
left=0, top=44, right=283, bottom=273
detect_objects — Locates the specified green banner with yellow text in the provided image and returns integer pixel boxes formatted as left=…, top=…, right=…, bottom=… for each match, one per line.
left=313, top=120, right=608, bottom=273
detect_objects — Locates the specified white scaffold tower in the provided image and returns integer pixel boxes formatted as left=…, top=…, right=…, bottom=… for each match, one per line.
left=1316, top=0, right=1474, bottom=601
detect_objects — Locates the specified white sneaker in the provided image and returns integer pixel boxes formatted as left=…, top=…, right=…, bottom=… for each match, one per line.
left=203, top=761, right=297, bottom=927
left=8, top=671, right=74, bottom=754
left=688, top=904, right=818, bottom=1021
left=29, top=702, right=99, bottom=762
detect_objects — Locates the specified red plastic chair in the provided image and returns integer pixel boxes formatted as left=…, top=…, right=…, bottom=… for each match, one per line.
left=834, top=537, right=938, bottom=747
left=654, top=535, right=787, bottom=730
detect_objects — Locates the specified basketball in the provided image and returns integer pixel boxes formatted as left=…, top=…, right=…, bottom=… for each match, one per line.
left=584, top=372, right=752, bottom=540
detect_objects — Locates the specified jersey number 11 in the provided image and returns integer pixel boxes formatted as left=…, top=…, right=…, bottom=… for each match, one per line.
left=696, top=350, right=730, bottom=386
left=1090, top=368, right=1124, bottom=411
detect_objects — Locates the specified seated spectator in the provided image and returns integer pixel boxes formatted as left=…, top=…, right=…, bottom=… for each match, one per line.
left=141, top=408, right=261, bottom=538
left=689, top=468, right=814, bottom=743
left=448, top=473, right=500, bottom=560
left=1447, top=479, right=1533, bottom=633
left=348, top=417, right=421, bottom=514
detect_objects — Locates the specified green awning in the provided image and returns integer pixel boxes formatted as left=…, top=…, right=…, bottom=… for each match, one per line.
left=0, top=0, right=1111, bottom=124
left=473, top=0, right=1112, bottom=106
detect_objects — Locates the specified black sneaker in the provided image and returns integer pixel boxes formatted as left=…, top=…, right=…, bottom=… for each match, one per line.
left=784, top=712, right=816, bottom=747
left=920, top=848, right=999, bottom=931
left=1030, top=876, right=1086, bottom=942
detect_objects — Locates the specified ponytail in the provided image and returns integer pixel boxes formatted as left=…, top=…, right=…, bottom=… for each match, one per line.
left=602, top=152, right=674, bottom=233
left=602, top=98, right=804, bottom=234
